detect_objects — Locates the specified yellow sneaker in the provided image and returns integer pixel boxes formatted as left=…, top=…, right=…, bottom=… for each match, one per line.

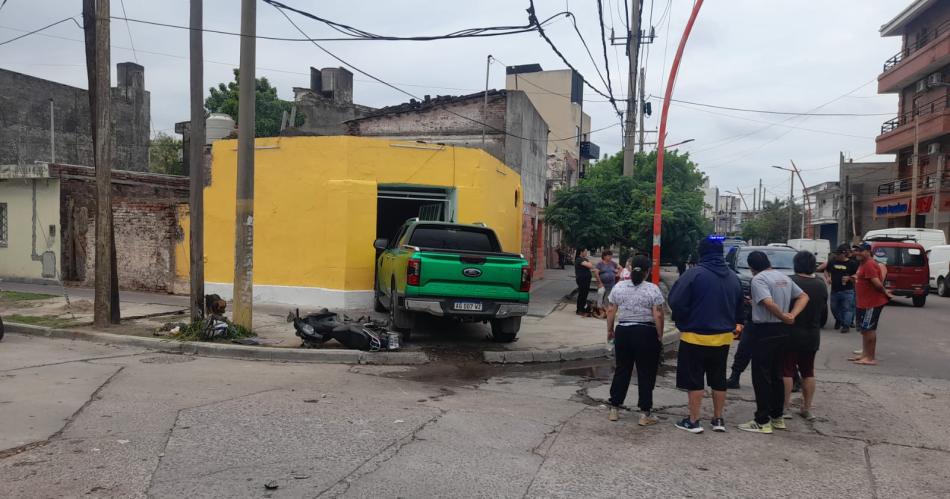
left=608, top=407, right=619, bottom=422
left=770, top=417, right=787, bottom=430
left=737, top=420, right=773, bottom=434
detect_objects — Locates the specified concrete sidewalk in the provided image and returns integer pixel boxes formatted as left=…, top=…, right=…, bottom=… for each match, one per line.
left=527, top=268, right=578, bottom=317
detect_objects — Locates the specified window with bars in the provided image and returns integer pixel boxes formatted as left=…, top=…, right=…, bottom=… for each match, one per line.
left=0, top=203, right=7, bottom=247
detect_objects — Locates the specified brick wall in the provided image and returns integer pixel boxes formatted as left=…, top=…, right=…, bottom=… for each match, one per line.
left=54, top=164, right=188, bottom=292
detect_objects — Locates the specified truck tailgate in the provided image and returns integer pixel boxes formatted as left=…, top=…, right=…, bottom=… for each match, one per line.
left=410, top=251, right=528, bottom=301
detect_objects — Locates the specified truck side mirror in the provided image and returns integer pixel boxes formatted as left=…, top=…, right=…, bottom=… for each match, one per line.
left=373, top=238, right=388, bottom=250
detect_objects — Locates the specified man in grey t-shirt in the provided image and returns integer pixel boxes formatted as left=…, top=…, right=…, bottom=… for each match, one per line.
left=750, top=267, right=802, bottom=324
left=738, top=251, right=810, bottom=435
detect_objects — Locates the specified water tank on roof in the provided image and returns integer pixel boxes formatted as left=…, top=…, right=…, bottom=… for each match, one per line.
left=206, top=113, right=235, bottom=144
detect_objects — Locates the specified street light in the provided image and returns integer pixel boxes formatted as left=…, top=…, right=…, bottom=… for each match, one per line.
left=771, top=165, right=795, bottom=240
left=665, top=138, right=695, bottom=149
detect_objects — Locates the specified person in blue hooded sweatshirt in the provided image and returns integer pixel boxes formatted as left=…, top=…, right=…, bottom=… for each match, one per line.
left=668, top=236, right=745, bottom=434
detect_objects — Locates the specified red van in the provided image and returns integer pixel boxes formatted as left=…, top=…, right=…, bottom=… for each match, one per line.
left=866, top=238, right=930, bottom=307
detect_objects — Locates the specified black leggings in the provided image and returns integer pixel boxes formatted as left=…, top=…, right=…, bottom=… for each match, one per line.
left=609, top=324, right=661, bottom=411
left=576, top=277, right=592, bottom=313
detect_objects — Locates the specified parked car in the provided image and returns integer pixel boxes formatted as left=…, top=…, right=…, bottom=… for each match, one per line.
left=787, top=239, right=831, bottom=264
left=865, top=238, right=930, bottom=307
left=926, top=245, right=950, bottom=297
left=722, top=237, right=748, bottom=255
left=726, top=245, right=827, bottom=326
left=864, top=228, right=946, bottom=252
left=374, top=220, right=531, bottom=342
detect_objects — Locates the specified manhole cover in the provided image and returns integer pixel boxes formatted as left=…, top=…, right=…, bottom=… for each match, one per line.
left=140, top=355, right=196, bottom=364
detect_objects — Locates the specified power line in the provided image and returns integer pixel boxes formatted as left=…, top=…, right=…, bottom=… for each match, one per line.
left=117, top=0, right=138, bottom=63
left=263, top=0, right=564, bottom=41
left=652, top=95, right=892, bottom=117
left=0, top=15, right=81, bottom=46
left=595, top=0, right=616, bottom=101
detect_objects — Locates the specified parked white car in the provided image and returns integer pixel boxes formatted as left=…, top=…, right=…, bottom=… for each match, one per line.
left=864, top=228, right=947, bottom=252
left=787, top=239, right=832, bottom=264
left=928, top=245, right=950, bottom=297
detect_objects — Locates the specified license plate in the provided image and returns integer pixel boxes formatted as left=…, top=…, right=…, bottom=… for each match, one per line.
left=453, top=301, right=483, bottom=311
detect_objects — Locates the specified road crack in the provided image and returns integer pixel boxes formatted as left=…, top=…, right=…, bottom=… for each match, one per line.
left=315, top=407, right=446, bottom=498
left=0, top=366, right=125, bottom=459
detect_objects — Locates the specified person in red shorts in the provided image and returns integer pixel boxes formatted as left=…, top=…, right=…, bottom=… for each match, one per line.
left=850, top=242, right=893, bottom=365
left=784, top=251, right=828, bottom=421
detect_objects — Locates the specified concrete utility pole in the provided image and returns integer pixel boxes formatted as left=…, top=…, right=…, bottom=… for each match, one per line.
left=910, top=110, right=920, bottom=228
left=84, top=0, right=116, bottom=327
left=622, top=0, right=641, bottom=176
left=637, top=69, right=646, bottom=153
left=787, top=169, right=794, bottom=240
left=482, top=55, right=491, bottom=146
left=189, top=0, right=206, bottom=323
left=233, top=0, right=257, bottom=330
left=934, top=153, right=945, bottom=230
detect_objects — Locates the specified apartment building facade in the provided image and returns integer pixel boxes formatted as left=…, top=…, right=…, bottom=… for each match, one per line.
left=875, top=0, right=950, bottom=236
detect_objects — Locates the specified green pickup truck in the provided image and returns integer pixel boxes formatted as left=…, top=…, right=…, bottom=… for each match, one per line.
left=373, top=220, right=531, bottom=342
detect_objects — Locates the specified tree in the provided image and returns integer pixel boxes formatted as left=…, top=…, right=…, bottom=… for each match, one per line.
left=205, top=69, right=302, bottom=138
left=741, top=199, right=802, bottom=245
left=148, top=132, right=184, bottom=175
left=545, top=150, right=712, bottom=265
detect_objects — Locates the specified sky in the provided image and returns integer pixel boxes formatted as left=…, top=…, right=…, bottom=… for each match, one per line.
left=0, top=0, right=905, bottom=203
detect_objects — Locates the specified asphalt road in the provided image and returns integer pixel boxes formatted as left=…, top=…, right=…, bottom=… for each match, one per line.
left=816, top=293, right=950, bottom=380
left=1, top=296, right=949, bottom=498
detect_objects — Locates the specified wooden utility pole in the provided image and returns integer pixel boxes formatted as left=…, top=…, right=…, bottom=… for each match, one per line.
left=233, top=0, right=257, bottom=329
left=189, top=0, right=206, bottom=322
left=622, top=0, right=641, bottom=176
left=84, top=0, right=117, bottom=327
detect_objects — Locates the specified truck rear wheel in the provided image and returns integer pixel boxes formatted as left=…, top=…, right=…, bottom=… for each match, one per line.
left=938, top=277, right=949, bottom=298
left=912, top=295, right=927, bottom=308
left=490, top=317, right=521, bottom=343
left=389, top=285, right=414, bottom=340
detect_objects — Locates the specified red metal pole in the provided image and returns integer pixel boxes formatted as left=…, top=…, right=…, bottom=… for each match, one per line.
left=651, top=0, right=704, bottom=284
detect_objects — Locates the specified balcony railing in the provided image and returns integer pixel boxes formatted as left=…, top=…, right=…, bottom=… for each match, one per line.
left=877, top=169, right=950, bottom=196
left=882, top=18, right=950, bottom=72
left=880, top=93, right=949, bottom=135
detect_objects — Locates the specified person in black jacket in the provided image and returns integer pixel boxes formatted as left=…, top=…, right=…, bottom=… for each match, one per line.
left=574, top=248, right=594, bottom=315
left=668, top=237, right=745, bottom=434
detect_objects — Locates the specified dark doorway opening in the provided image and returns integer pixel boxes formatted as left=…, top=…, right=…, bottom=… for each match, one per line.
left=376, top=186, right=451, bottom=241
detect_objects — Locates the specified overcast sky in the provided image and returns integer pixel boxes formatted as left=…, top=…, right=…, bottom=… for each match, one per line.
left=0, top=0, right=904, bottom=202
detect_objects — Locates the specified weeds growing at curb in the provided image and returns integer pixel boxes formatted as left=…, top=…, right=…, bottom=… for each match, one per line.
left=4, top=314, right=79, bottom=328
left=0, top=291, right=58, bottom=302
left=169, top=318, right=256, bottom=342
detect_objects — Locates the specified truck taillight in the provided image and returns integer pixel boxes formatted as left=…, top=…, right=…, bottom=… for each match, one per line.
left=407, top=259, right=422, bottom=286
left=520, top=265, right=532, bottom=292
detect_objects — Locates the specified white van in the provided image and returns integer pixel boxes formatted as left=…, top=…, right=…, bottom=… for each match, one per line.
left=864, top=228, right=947, bottom=252
left=787, top=239, right=832, bottom=264
left=928, top=245, right=950, bottom=297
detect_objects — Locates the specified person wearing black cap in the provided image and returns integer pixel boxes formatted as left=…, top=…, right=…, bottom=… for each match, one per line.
left=825, top=244, right=859, bottom=333
left=668, top=237, right=745, bottom=434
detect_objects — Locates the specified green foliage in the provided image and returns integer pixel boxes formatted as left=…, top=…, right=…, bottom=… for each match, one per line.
left=741, top=199, right=802, bottom=245
left=205, top=69, right=303, bottom=138
left=545, top=150, right=711, bottom=264
left=148, top=132, right=184, bottom=176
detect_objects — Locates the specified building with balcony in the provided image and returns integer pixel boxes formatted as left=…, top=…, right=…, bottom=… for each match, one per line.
left=837, top=153, right=899, bottom=244
left=804, top=181, right=840, bottom=247
left=875, top=0, right=950, bottom=235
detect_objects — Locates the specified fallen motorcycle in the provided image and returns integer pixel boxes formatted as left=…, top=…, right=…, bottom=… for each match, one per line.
left=291, top=309, right=398, bottom=351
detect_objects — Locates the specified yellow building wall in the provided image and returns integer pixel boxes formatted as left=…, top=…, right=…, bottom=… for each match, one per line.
left=201, top=136, right=522, bottom=298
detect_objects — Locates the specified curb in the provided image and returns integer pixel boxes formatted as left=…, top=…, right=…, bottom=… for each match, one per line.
left=483, top=326, right=680, bottom=364
left=5, top=322, right=429, bottom=365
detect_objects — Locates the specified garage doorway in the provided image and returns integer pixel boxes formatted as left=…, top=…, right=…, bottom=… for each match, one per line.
left=376, top=185, right=454, bottom=241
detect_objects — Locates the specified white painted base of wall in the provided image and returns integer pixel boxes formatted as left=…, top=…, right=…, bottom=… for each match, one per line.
left=205, top=282, right=374, bottom=310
